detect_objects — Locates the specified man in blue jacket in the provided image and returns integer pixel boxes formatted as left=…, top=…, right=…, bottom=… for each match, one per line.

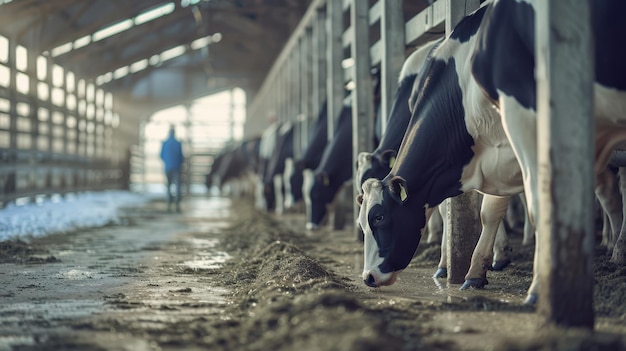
left=160, top=126, right=185, bottom=212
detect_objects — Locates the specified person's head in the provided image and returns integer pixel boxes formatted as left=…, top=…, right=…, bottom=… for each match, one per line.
left=168, top=125, right=176, bottom=137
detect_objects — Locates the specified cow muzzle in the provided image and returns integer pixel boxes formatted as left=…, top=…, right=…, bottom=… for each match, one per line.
left=362, top=270, right=400, bottom=288
left=306, top=222, right=319, bottom=231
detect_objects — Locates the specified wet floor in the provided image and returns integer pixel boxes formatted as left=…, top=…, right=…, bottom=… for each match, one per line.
left=0, top=196, right=233, bottom=351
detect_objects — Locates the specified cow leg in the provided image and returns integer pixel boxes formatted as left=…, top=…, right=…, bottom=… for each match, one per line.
left=273, top=174, right=284, bottom=215
left=498, top=96, right=542, bottom=304
left=283, top=158, right=295, bottom=211
left=492, top=222, right=511, bottom=271
left=524, top=237, right=541, bottom=305
left=601, top=212, right=611, bottom=249
left=460, top=195, right=509, bottom=289
left=595, top=167, right=622, bottom=254
left=611, top=167, right=626, bottom=264
left=499, top=96, right=539, bottom=228
left=518, top=193, right=535, bottom=246
left=254, top=175, right=266, bottom=210
left=426, top=204, right=443, bottom=244
left=433, top=203, right=448, bottom=278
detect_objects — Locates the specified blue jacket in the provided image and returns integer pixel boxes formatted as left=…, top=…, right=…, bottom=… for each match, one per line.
left=160, top=136, right=184, bottom=172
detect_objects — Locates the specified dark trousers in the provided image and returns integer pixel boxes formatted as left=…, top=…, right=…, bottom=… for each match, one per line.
left=166, top=169, right=182, bottom=211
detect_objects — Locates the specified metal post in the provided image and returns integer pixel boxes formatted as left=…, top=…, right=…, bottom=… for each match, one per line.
left=536, top=0, right=594, bottom=328
left=300, top=29, right=312, bottom=157
left=326, top=0, right=344, bottom=140
left=350, top=0, right=375, bottom=238
left=185, top=103, right=193, bottom=196
left=312, top=6, right=327, bottom=122
left=445, top=0, right=481, bottom=285
left=380, top=0, right=405, bottom=134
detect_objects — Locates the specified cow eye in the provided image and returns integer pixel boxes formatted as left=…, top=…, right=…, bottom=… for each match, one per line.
left=375, top=214, right=384, bottom=224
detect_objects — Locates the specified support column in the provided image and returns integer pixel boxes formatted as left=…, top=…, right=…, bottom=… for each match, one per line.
left=326, top=0, right=344, bottom=139
left=536, top=0, right=594, bottom=328
left=350, top=0, right=375, bottom=238
left=445, top=0, right=481, bottom=285
left=6, top=37, right=17, bottom=199
left=312, top=6, right=327, bottom=124
left=299, top=29, right=312, bottom=156
left=185, top=103, right=193, bottom=196
left=380, top=0, right=405, bottom=134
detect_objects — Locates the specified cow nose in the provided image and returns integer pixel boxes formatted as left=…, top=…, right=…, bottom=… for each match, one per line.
left=364, top=273, right=378, bottom=288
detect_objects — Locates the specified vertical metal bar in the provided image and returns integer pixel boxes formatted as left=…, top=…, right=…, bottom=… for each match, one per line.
left=536, top=0, right=594, bottom=328
left=300, top=29, right=312, bottom=157
left=312, top=6, right=327, bottom=123
left=326, top=0, right=344, bottom=141
left=380, top=0, right=405, bottom=134
left=350, top=0, right=375, bottom=238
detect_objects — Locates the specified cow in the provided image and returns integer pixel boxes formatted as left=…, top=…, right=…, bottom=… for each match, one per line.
left=303, top=104, right=353, bottom=230
left=356, top=5, right=526, bottom=297
left=206, top=137, right=261, bottom=197
left=256, top=118, right=280, bottom=211
left=288, top=102, right=330, bottom=217
left=264, top=121, right=295, bottom=215
left=471, top=0, right=626, bottom=269
left=356, top=34, right=515, bottom=283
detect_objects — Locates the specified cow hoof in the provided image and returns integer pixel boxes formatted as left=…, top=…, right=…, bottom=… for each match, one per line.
left=433, top=268, right=447, bottom=279
left=524, top=293, right=538, bottom=305
left=459, top=278, right=487, bottom=290
left=492, top=259, right=511, bottom=271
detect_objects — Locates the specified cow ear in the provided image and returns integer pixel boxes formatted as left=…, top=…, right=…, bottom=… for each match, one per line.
left=357, top=152, right=372, bottom=168
left=380, top=150, right=397, bottom=168
left=355, top=194, right=364, bottom=206
left=389, top=176, right=408, bottom=203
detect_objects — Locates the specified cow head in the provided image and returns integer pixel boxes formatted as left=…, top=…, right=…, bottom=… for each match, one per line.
left=357, top=176, right=425, bottom=287
left=356, top=150, right=398, bottom=194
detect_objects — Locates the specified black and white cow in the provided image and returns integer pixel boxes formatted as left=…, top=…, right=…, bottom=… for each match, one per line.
left=292, top=103, right=329, bottom=218
left=206, top=137, right=261, bottom=196
left=471, top=0, right=626, bottom=266
left=357, top=5, right=526, bottom=294
left=256, top=120, right=279, bottom=211
left=265, top=121, right=295, bottom=215
left=304, top=104, right=353, bottom=230
left=356, top=38, right=511, bottom=275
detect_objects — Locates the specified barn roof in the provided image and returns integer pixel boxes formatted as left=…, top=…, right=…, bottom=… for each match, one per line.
left=0, top=0, right=312, bottom=116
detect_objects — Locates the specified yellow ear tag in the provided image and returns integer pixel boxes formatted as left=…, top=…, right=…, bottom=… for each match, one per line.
left=389, top=156, right=396, bottom=168
left=323, top=175, right=329, bottom=186
left=399, top=184, right=408, bottom=202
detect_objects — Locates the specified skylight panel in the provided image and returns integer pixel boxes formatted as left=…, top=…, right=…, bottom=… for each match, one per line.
left=92, top=19, right=133, bottom=42
left=96, top=72, right=112, bottom=85
left=51, top=42, right=73, bottom=57
left=160, top=45, right=186, bottom=62
left=135, top=2, right=175, bottom=25
left=73, top=35, right=91, bottom=50
left=113, top=66, right=129, bottom=79
left=130, top=59, right=149, bottom=73
left=50, top=2, right=177, bottom=57
left=190, top=37, right=211, bottom=50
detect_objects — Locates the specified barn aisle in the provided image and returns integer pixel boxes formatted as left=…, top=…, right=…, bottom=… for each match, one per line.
left=0, top=196, right=233, bottom=350
left=1, top=196, right=625, bottom=350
